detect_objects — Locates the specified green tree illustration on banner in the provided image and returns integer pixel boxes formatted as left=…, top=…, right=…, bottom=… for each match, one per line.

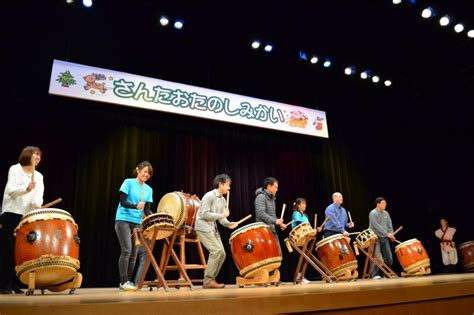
left=56, top=70, right=76, bottom=87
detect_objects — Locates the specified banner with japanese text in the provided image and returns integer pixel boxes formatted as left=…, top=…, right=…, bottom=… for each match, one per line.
left=49, top=59, right=328, bottom=138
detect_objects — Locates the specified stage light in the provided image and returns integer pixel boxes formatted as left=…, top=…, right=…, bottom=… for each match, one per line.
left=66, top=0, right=74, bottom=4
left=392, top=0, right=402, bottom=4
left=421, top=7, right=435, bottom=19
left=310, top=56, right=319, bottom=64
left=344, top=66, right=356, bottom=76
left=299, top=51, right=308, bottom=60
left=384, top=80, right=392, bottom=87
left=251, top=41, right=261, bottom=49
left=372, top=76, right=380, bottom=83
left=82, top=0, right=92, bottom=7
left=174, top=20, right=184, bottom=30
left=264, top=44, right=273, bottom=52
left=454, top=23, right=464, bottom=33
left=468, top=30, right=474, bottom=38
left=439, top=16, right=450, bottom=26
left=323, top=58, right=332, bottom=68
left=360, top=71, right=370, bottom=79
left=159, top=16, right=169, bottom=26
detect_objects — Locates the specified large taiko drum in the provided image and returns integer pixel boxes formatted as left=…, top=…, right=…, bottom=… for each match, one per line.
left=289, top=223, right=316, bottom=247
left=316, top=234, right=358, bottom=279
left=14, top=208, right=80, bottom=287
left=156, top=192, right=200, bottom=227
left=458, top=241, right=474, bottom=272
left=395, top=238, right=430, bottom=274
left=229, top=222, right=282, bottom=278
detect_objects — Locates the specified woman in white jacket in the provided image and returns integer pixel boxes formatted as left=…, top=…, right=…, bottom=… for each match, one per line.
left=0, top=146, right=44, bottom=294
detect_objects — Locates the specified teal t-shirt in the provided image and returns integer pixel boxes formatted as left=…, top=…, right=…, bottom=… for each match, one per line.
left=292, top=211, right=309, bottom=229
left=115, top=178, right=153, bottom=224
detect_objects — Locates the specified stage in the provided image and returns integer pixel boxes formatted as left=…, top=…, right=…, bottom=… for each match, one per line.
left=1, top=273, right=473, bottom=315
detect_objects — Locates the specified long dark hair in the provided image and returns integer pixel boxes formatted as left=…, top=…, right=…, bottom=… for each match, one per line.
left=133, top=161, right=154, bottom=178
left=293, top=198, right=308, bottom=216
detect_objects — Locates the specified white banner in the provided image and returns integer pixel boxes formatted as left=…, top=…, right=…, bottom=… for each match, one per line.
left=48, top=60, right=328, bottom=138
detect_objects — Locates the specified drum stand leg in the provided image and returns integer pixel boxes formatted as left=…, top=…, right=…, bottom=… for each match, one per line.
left=136, top=227, right=170, bottom=292
left=359, top=240, right=397, bottom=279
left=289, top=237, right=337, bottom=283
left=160, top=230, right=193, bottom=290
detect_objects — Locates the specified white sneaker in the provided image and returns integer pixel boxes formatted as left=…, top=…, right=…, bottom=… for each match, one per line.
left=301, top=278, right=311, bottom=284
left=119, top=281, right=137, bottom=291
left=372, top=275, right=382, bottom=280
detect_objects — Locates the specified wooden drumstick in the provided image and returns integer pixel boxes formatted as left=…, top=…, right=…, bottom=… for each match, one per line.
left=31, top=156, right=35, bottom=182
left=348, top=231, right=361, bottom=236
left=393, top=239, right=402, bottom=244
left=235, top=214, right=252, bottom=226
left=133, top=228, right=142, bottom=247
left=353, top=242, right=360, bottom=256
left=393, top=226, right=403, bottom=236
left=319, top=216, right=330, bottom=229
left=314, top=214, right=318, bottom=230
left=348, top=211, right=353, bottom=223
left=280, top=203, right=286, bottom=220
left=285, top=220, right=294, bottom=226
left=41, top=198, right=63, bottom=209
left=226, top=190, right=230, bottom=210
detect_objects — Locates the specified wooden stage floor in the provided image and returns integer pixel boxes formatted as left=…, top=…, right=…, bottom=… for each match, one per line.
left=1, top=274, right=474, bottom=315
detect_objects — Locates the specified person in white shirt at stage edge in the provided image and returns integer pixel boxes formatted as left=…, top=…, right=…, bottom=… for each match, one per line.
left=435, top=217, right=458, bottom=273
left=195, top=174, right=237, bottom=289
left=0, top=146, right=44, bottom=295
left=323, top=192, right=354, bottom=238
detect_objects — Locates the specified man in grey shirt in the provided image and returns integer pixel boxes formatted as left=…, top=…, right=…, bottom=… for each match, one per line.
left=195, top=174, right=237, bottom=288
left=368, top=197, right=396, bottom=279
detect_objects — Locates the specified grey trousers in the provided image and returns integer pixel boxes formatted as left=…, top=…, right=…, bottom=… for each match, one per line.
left=196, top=230, right=226, bottom=284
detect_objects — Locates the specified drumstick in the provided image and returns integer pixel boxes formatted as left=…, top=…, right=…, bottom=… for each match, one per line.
left=348, top=211, right=353, bottom=223
left=31, top=156, right=35, bottom=182
left=280, top=204, right=286, bottom=220
left=393, top=239, right=402, bottom=244
left=314, top=214, right=317, bottom=230
left=393, top=226, right=403, bottom=236
left=226, top=190, right=230, bottom=210
left=285, top=220, right=294, bottom=226
left=353, top=242, right=360, bottom=256
left=41, top=198, right=62, bottom=209
left=235, top=214, right=252, bottom=226
left=319, top=216, right=330, bottom=229
left=348, top=231, right=361, bottom=236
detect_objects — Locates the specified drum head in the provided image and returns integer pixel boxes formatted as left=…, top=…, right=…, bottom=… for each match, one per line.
left=157, top=192, right=185, bottom=226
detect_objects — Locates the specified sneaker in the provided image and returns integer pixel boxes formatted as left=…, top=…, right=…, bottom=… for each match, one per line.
left=301, top=278, right=311, bottom=284
left=119, top=281, right=138, bottom=291
left=372, top=275, right=382, bottom=280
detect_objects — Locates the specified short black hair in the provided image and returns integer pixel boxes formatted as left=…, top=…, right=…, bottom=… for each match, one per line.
left=213, top=174, right=231, bottom=189
left=264, top=177, right=278, bottom=189
left=375, top=197, right=386, bottom=205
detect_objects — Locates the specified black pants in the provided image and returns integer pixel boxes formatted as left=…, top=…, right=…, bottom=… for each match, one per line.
left=0, top=212, right=23, bottom=290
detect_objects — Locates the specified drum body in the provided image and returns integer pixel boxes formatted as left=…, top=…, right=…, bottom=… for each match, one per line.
left=289, top=223, right=316, bottom=247
left=14, top=208, right=80, bottom=286
left=142, top=213, right=175, bottom=240
left=229, top=223, right=282, bottom=278
left=458, top=241, right=474, bottom=272
left=157, top=192, right=200, bottom=227
left=395, top=238, right=430, bottom=274
left=355, top=229, right=378, bottom=249
left=316, top=234, right=358, bottom=278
